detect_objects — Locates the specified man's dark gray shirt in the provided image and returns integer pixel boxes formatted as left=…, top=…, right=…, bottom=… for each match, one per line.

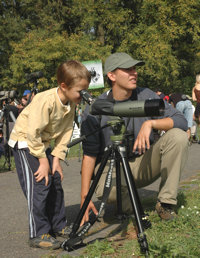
left=81, top=87, right=188, bottom=160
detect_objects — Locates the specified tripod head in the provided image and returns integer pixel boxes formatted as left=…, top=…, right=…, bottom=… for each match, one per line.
left=106, top=118, right=125, bottom=142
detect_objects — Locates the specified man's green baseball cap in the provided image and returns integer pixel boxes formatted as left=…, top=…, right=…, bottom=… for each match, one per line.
left=104, top=52, right=145, bottom=75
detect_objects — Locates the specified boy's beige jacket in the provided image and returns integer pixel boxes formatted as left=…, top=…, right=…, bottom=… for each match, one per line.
left=9, top=88, right=75, bottom=160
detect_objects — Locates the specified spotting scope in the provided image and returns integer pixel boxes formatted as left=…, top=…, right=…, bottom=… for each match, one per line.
left=26, top=71, right=44, bottom=83
left=80, top=90, right=165, bottom=117
left=0, top=90, right=18, bottom=100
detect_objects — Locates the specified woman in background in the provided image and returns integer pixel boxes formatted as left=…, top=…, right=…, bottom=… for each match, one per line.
left=192, top=74, right=200, bottom=125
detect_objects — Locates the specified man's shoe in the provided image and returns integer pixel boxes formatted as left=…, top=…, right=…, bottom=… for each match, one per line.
left=29, top=234, right=61, bottom=249
left=155, top=201, right=177, bottom=221
left=54, top=226, right=71, bottom=238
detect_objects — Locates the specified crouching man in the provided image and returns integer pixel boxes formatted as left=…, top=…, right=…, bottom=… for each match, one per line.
left=80, top=52, right=188, bottom=226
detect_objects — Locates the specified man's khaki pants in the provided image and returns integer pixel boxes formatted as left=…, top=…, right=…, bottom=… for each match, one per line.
left=95, top=128, right=188, bottom=212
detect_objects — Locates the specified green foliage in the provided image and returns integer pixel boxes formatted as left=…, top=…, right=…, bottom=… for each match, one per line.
left=9, top=30, right=69, bottom=91
left=119, top=0, right=200, bottom=94
left=8, top=31, right=111, bottom=92
left=1, top=0, right=200, bottom=96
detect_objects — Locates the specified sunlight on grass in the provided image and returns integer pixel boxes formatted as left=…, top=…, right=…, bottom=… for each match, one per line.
left=82, top=178, right=200, bottom=257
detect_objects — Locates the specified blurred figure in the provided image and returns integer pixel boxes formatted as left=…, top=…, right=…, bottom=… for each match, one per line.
left=192, top=74, right=200, bottom=124
left=155, top=89, right=165, bottom=99
left=155, top=89, right=169, bottom=102
left=190, top=104, right=199, bottom=143
left=169, top=93, right=193, bottom=139
left=21, top=89, right=31, bottom=107
left=16, top=89, right=32, bottom=113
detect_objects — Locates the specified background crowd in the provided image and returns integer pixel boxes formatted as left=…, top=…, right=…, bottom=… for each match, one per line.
left=155, top=74, right=200, bottom=143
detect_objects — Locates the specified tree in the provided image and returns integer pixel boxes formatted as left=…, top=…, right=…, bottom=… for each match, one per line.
left=119, top=0, right=200, bottom=94
left=0, top=0, right=27, bottom=88
left=0, top=0, right=72, bottom=90
left=1, top=0, right=200, bottom=95
left=8, top=30, right=111, bottom=91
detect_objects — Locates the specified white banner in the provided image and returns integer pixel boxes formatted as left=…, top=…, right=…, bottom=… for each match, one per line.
left=82, top=60, right=104, bottom=89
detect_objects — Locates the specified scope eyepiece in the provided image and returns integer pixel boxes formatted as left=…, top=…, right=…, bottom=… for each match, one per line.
left=80, top=90, right=95, bottom=105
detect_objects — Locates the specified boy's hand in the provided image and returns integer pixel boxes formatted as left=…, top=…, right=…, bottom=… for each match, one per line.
left=52, top=156, right=63, bottom=181
left=34, top=157, right=50, bottom=186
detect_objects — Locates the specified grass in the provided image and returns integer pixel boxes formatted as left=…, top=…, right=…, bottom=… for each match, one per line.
left=62, top=175, right=200, bottom=258
left=0, top=154, right=15, bottom=172
left=67, top=143, right=83, bottom=159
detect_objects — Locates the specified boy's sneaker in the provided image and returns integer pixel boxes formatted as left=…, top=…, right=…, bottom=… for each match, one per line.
left=29, top=234, right=61, bottom=249
left=155, top=201, right=177, bottom=221
left=54, top=226, right=71, bottom=238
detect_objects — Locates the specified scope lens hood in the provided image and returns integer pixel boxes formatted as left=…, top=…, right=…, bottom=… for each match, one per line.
left=144, top=99, right=165, bottom=116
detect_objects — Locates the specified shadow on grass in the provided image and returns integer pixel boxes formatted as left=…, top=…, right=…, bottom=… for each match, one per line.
left=176, top=191, right=187, bottom=210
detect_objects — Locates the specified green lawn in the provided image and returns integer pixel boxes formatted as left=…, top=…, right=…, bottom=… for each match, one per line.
left=81, top=176, right=200, bottom=257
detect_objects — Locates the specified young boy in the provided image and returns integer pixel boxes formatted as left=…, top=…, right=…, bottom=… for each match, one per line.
left=8, top=60, right=91, bottom=249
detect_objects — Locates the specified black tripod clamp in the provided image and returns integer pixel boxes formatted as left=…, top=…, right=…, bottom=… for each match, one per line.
left=63, top=118, right=151, bottom=255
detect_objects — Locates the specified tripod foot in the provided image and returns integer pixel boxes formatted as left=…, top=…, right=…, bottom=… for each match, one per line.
left=62, top=240, right=86, bottom=252
left=138, top=232, right=149, bottom=254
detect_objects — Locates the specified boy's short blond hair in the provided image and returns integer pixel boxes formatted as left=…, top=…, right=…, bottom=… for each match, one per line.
left=57, top=60, right=91, bottom=87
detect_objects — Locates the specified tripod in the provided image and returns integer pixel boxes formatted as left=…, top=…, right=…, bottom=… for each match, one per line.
left=62, top=118, right=151, bottom=255
left=0, top=98, right=17, bottom=170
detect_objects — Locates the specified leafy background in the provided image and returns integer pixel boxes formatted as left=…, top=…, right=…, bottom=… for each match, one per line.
left=0, top=0, right=200, bottom=96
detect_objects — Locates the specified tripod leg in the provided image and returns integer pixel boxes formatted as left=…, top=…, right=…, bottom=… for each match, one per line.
left=70, top=147, right=112, bottom=237
left=115, top=154, right=123, bottom=217
left=117, top=145, right=149, bottom=254
left=5, top=110, right=11, bottom=170
left=6, top=145, right=12, bottom=171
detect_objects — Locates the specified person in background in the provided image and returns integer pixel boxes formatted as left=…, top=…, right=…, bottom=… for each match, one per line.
left=192, top=74, right=200, bottom=125
left=8, top=60, right=91, bottom=249
left=155, top=89, right=165, bottom=99
left=21, top=89, right=31, bottom=107
left=155, top=89, right=169, bottom=102
left=15, top=89, right=32, bottom=113
left=169, top=93, right=193, bottom=139
left=190, top=104, right=199, bottom=143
